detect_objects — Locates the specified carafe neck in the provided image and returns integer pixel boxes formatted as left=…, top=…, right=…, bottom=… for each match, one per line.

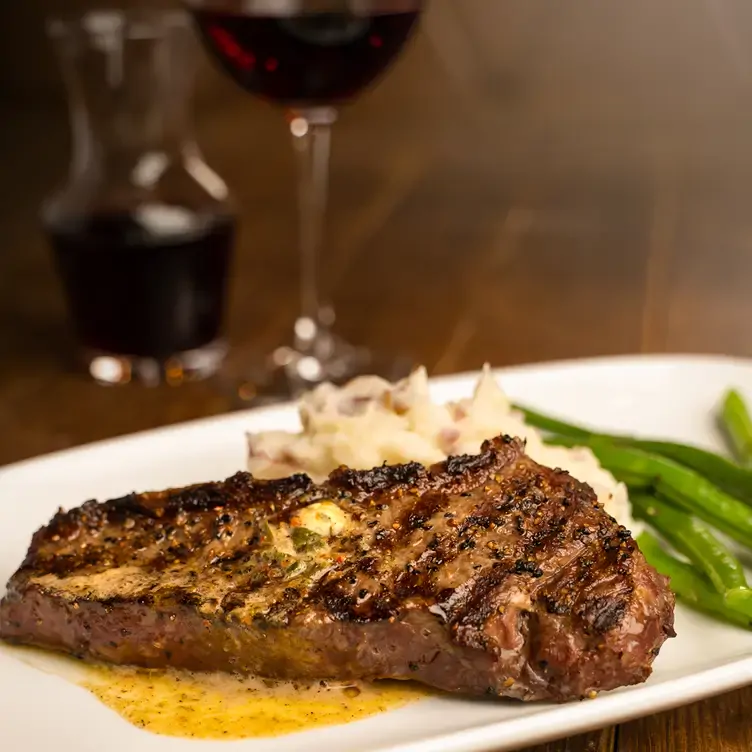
left=51, top=11, right=200, bottom=181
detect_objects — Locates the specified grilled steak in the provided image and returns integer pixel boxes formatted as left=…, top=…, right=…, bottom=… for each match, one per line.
left=0, top=435, right=674, bottom=701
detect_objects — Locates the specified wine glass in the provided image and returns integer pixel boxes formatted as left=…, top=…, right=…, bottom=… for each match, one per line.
left=186, top=0, right=424, bottom=401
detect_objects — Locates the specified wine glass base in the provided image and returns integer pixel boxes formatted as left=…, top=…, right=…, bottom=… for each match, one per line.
left=222, top=338, right=414, bottom=408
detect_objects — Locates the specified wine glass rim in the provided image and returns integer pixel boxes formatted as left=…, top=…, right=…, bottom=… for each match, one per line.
left=46, top=8, right=191, bottom=42
left=182, top=0, right=423, bottom=15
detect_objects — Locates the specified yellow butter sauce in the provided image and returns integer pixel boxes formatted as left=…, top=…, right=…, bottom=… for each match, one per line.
left=2, top=645, right=428, bottom=740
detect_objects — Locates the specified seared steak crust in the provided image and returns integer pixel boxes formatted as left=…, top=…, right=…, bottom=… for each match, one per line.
left=0, top=435, right=674, bottom=701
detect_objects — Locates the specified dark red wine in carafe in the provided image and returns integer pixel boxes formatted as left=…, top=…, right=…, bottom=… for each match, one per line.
left=191, top=9, right=421, bottom=106
left=45, top=208, right=235, bottom=359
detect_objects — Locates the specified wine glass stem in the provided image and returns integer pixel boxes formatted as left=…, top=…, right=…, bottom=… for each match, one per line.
left=289, top=107, right=337, bottom=350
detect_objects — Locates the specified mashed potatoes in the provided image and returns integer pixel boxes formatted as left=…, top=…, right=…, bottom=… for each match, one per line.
left=246, top=367, right=634, bottom=530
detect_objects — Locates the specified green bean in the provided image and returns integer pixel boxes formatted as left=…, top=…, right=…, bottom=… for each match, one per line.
left=511, top=406, right=592, bottom=440
left=630, top=492, right=747, bottom=593
left=637, top=532, right=752, bottom=629
left=720, top=389, right=752, bottom=467
left=547, top=436, right=752, bottom=548
left=515, top=404, right=752, bottom=501
left=724, top=588, right=752, bottom=617
left=635, top=496, right=752, bottom=616
left=633, top=442, right=752, bottom=500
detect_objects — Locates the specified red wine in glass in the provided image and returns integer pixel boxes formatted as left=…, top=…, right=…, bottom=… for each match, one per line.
left=192, top=9, right=421, bottom=106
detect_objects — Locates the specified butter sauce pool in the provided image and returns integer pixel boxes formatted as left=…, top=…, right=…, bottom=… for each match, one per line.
left=3, top=645, right=428, bottom=739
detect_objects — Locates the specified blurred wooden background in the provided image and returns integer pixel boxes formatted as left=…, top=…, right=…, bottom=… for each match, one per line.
left=5, top=0, right=752, bottom=479
left=3, top=3, right=752, bottom=751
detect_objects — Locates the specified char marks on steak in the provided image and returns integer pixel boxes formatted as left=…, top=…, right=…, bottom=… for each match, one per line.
left=0, top=435, right=675, bottom=701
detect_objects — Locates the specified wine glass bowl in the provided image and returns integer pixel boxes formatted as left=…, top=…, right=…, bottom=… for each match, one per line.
left=190, top=3, right=422, bottom=107
left=186, top=0, right=424, bottom=399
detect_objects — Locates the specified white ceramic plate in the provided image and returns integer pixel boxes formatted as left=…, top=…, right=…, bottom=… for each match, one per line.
left=3, top=354, right=752, bottom=752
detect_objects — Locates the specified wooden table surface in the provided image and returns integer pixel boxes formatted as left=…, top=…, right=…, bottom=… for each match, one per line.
left=4, top=1, right=752, bottom=749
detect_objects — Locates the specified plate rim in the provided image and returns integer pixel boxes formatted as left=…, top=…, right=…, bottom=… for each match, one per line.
left=382, top=657, right=752, bottom=752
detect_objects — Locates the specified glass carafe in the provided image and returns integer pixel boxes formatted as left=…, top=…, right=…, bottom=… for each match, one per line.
left=43, top=10, right=236, bottom=386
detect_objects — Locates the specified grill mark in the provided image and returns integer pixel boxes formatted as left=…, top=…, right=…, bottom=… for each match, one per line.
left=457, top=510, right=495, bottom=536
left=581, top=595, right=629, bottom=634
left=28, top=550, right=107, bottom=578
left=302, top=563, right=395, bottom=622
left=389, top=489, right=457, bottom=548
left=514, top=471, right=594, bottom=569
left=329, top=462, right=428, bottom=495
left=447, top=565, right=512, bottom=646
left=451, top=476, right=552, bottom=566
left=391, top=551, right=444, bottom=599
left=411, top=497, right=497, bottom=578
left=445, top=450, right=498, bottom=477
left=106, top=495, right=162, bottom=523
left=540, top=550, right=589, bottom=616
left=424, top=529, right=462, bottom=573
left=221, top=557, right=321, bottom=619
left=430, top=439, right=519, bottom=497
left=119, top=473, right=319, bottom=521
left=536, top=523, right=631, bottom=622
